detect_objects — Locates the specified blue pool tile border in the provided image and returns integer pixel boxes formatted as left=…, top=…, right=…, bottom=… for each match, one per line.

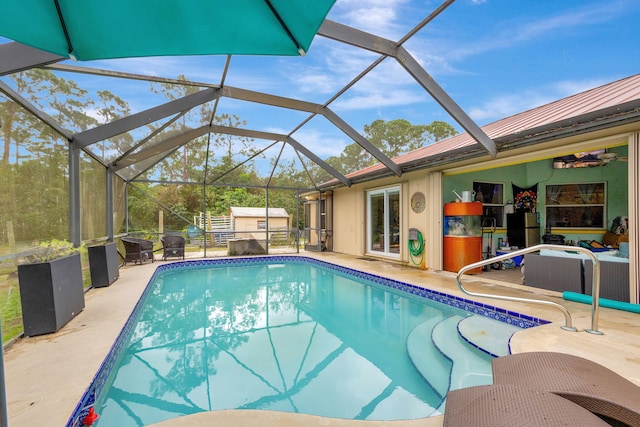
left=66, top=255, right=549, bottom=426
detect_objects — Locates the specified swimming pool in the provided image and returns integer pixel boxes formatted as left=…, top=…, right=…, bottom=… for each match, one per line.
left=67, top=256, right=549, bottom=426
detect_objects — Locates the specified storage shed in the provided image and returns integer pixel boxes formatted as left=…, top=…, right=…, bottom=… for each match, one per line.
left=230, top=207, right=290, bottom=241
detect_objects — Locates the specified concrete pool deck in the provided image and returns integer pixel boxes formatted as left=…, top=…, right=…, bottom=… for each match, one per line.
left=3, top=252, right=640, bottom=427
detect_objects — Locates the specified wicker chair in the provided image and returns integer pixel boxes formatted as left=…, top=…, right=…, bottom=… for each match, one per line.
left=161, top=235, right=185, bottom=261
left=121, top=237, right=154, bottom=265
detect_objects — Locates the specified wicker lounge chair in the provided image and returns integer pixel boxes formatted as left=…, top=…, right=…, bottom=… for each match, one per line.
left=492, top=351, right=640, bottom=427
left=444, top=384, right=610, bottom=427
left=161, top=235, right=185, bottom=260
left=121, top=237, right=154, bottom=265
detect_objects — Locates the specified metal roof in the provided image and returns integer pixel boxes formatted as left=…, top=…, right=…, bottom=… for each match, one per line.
left=344, top=73, right=640, bottom=181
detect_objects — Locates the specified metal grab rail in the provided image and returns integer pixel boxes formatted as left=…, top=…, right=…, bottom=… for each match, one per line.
left=456, top=244, right=602, bottom=334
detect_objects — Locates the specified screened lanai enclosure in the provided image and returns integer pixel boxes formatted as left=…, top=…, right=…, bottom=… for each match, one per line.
left=0, top=0, right=499, bottom=345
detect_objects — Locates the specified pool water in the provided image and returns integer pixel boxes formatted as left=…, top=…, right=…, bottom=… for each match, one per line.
left=69, top=257, right=547, bottom=427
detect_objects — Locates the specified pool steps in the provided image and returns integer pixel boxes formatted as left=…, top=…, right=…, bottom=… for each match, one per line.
left=406, top=315, right=452, bottom=401
left=407, top=314, right=520, bottom=415
left=457, top=315, right=521, bottom=358
left=433, top=316, right=493, bottom=391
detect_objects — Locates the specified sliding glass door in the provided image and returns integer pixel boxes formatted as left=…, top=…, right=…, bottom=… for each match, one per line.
left=367, top=186, right=400, bottom=257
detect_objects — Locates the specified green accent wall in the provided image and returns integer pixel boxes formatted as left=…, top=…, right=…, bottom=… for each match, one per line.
left=443, top=145, right=628, bottom=244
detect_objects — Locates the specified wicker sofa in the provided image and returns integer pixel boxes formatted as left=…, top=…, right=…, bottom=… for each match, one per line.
left=523, top=249, right=629, bottom=302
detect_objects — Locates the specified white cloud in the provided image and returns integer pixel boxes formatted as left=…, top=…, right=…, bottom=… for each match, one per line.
left=285, top=41, right=377, bottom=95
left=293, top=71, right=338, bottom=95
left=289, top=42, right=424, bottom=112
left=343, top=7, right=399, bottom=37
left=334, top=89, right=426, bottom=111
left=340, top=60, right=426, bottom=108
left=83, top=107, right=107, bottom=124
left=287, top=127, right=350, bottom=158
left=468, top=78, right=614, bottom=123
left=259, top=125, right=350, bottom=160
left=331, top=0, right=411, bottom=39
left=551, top=78, right=612, bottom=98
left=468, top=92, right=548, bottom=122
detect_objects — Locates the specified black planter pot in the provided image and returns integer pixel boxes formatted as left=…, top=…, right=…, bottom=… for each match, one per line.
left=88, top=242, right=120, bottom=288
left=17, top=252, right=85, bottom=336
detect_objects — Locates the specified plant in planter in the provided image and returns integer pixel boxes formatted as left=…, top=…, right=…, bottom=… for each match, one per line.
left=18, top=240, right=86, bottom=336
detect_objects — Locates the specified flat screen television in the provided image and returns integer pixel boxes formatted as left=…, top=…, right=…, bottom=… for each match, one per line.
left=552, top=149, right=605, bottom=169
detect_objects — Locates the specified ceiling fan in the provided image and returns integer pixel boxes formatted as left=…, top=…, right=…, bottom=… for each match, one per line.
left=597, top=152, right=628, bottom=163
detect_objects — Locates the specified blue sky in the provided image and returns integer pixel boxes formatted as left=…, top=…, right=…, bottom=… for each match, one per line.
left=3, top=0, right=640, bottom=169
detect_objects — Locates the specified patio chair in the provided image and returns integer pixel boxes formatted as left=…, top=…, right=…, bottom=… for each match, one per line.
left=444, top=384, right=610, bottom=427
left=121, top=237, right=155, bottom=265
left=492, top=351, right=640, bottom=427
left=161, top=235, right=185, bottom=260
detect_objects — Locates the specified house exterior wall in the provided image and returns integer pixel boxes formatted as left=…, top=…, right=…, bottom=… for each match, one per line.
left=307, top=201, right=319, bottom=246
left=331, top=133, right=633, bottom=275
left=332, top=170, right=438, bottom=268
left=332, top=188, right=362, bottom=255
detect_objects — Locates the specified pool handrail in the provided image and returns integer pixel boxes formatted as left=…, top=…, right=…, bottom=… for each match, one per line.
left=456, top=244, right=602, bottom=334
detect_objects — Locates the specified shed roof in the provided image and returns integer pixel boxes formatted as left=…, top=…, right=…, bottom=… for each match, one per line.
left=230, top=207, right=289, bottom=218
left=344, top=73, right=640, bottom=181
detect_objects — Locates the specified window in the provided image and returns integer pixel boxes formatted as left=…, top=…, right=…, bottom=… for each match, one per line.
left=367, top=186, right=400, bottom=257
left=257, top=220, right=266, bottom=230
left=473, top=181, right=505, bottom=228
left=545, top=182, right=605, bottom=228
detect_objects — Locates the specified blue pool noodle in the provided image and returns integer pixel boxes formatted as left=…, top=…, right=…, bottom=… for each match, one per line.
left=563, top=291, right=640, bottom=314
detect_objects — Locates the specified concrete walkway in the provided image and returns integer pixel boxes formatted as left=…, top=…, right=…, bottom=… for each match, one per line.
left=3, top=252, right=640, bottom=427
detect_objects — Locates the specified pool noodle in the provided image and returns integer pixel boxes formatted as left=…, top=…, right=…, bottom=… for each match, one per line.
left=562, top=291, right=640, bottom=314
